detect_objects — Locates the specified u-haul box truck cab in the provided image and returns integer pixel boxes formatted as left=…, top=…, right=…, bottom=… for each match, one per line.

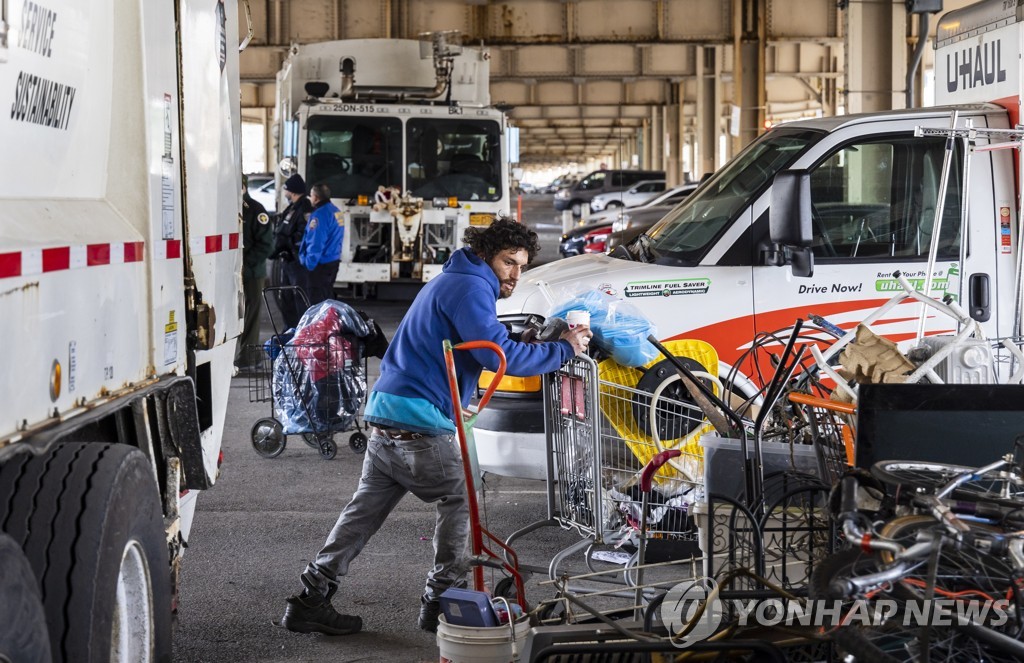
left=275, top=33, right=513, bottom=287
left=0, top=0, right=241, bottom=659
left=474, top=0, right=1024, bottom=481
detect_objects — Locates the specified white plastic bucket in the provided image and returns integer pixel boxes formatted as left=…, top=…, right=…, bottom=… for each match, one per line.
left=436, top=615, right=530, bottom=663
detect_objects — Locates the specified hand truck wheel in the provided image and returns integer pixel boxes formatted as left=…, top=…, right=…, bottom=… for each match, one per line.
left=251, top=418, right=286, bottom=458
left=301, top=433, right=320, bottom=449
left=493, top=576, right=518, bottom=602
left=317, top=435, right=338, bottom=460
left=349, top=432, right=368, bottom=454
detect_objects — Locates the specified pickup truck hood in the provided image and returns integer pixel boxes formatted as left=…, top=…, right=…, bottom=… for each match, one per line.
left=500, top=253, right=657, bottom=316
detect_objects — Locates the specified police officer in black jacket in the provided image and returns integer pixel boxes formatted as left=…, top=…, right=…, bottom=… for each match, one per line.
left=272, top=173, right=314, bottom=328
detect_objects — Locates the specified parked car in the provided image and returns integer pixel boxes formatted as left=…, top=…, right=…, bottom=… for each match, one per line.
left=246, top=172, right=277, bottom=214
left=582, top=225, right=614, bottom=254
left=586, top=183, right=699, bottom=225
left=605, top=204, right=678, bottom=253
left=589, top=179, right=666, bottom=212
left=544, top=173, right=579, bottom=194
left=553, top=169, right=665, bottom=216
left=559, top=219, right=612, bottom=257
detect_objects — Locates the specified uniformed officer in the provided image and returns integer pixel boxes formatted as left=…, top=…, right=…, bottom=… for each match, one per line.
left=299, top=183, right=344, bottom=306
left=237, top=177, right=276, bottom=370
left=271, top=174, right=313, bottom=327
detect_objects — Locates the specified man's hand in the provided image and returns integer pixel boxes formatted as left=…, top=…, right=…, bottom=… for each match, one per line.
left=560, top=324, right=592, bottom=356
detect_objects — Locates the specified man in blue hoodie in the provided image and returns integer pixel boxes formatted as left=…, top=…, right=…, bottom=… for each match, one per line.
left=281, top=217, right=592, bottom=636
left=299, top=182, right=344, bottom=306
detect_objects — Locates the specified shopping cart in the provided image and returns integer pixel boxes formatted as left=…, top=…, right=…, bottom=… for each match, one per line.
left=506, top=346, right=711, bottom=601
left=246, top=286, right=374, bottom=460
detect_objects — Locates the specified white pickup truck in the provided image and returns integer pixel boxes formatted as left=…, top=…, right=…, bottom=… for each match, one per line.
left=474, top=0, right=1024, bottom=480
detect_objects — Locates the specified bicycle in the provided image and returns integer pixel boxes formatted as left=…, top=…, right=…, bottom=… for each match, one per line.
left=811, top=459, right=1024, bottom=662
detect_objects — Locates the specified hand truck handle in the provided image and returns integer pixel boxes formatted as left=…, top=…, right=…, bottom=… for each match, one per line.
left=452, top=340, right=507, bottom=413
left=640, top=449, right=682, bottom=493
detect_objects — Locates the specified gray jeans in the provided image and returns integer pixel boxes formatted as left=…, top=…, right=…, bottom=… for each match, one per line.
left=300, top=428, right=469, bottom=602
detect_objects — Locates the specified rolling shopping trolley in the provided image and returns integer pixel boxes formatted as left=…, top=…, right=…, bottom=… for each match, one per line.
left=247, top=287, right=381, bottom=459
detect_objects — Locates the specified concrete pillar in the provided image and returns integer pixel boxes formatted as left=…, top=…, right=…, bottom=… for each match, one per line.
left=641, top=119, right=652, bottom=170
left=696, top=46, right=721, bottom=178
left=733, top=0, right=766, bottom=154
left=650, top=105, right=663, bottom=173
left=664, top=103, right=680, bottom=185
left=845, top=0, right=906, bottom=113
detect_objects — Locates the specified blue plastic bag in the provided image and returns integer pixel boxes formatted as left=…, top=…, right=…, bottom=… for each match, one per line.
left=548, top=289, right=658, bottom=367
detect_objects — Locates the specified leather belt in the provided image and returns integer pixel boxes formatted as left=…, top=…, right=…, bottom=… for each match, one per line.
left=372, top=426, right=424, bottom=441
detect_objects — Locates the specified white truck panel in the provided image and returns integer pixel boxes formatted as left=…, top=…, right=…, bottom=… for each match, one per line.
left=936, top=21, right=1020, bottom=108
left=180, top=0, right=243, bottom=352
left=281, top=38, right=490, bottom=111
left=0, top=0, right=112, bottom=198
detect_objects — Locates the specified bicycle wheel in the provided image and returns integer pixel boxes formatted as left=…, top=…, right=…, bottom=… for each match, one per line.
left=810, top=550, right=973, bottom=663
left=871, top=460, right=1024, bottom=508
left=877, top=515, right=1023, bottom=644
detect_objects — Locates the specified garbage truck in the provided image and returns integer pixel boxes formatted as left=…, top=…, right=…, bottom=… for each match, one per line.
left=0, top=0, right=242, bottom=660
left=472, top=0, right=1024, bottom=480
left=274, top=31, right=515, bottom=288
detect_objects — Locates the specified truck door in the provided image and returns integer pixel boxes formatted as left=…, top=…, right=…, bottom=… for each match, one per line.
left=752, top=132, right=967, bottom=348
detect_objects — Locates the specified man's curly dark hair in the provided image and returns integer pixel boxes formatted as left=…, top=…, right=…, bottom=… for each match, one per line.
left=463, top=216, right=541, bottom=264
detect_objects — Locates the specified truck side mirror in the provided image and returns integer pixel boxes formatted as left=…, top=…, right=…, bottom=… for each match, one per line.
left=770, top=169, right=814, bottom=278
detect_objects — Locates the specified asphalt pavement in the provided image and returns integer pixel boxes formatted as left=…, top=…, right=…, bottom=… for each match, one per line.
left=171, top=194, right=586, bottom=662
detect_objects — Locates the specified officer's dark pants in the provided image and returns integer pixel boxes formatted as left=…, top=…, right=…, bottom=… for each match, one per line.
left=237, top=275, right=266, bottom=365
left=307, top=260, right=341, bottom=306
left=278, top=259, right=309, bottom=328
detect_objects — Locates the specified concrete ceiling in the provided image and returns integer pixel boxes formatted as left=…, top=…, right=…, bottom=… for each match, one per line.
left=238, top=0, right=951, bottom=169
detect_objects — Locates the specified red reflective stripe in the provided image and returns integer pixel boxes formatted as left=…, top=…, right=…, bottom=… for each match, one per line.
left=87, top=244, right=111, bottom=266
left=42, top=247, right=70, bottom=272
left=124, top=241, right=145, bottom=262
left=205, top=235, right=223, bottom=253
left=167, top=239, right=181, bottom=259
left=228, top=233, right=239, bottom=250
left=0, top=253, right=20, bottom=278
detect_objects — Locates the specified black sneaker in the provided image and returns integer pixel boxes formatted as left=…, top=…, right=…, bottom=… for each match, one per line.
left=418, top=596, right=441, bottom=633
left=282, top=593, right=362, bottom=636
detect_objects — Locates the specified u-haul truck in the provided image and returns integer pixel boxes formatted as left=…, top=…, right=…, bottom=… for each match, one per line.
left=0, top=0, right=241, bottom=660
left=475, top=0, right=1024, bottom=480
left=274, top=32, right=513, bottom=287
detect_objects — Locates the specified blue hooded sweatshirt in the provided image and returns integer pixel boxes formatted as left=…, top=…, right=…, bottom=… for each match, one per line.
left=364, top=247, right=574, bottom=435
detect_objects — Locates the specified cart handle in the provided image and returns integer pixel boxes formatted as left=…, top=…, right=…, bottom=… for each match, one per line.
left=443, top=340, right=507, bottom=414
left=640, top=449, right=682, bottom=493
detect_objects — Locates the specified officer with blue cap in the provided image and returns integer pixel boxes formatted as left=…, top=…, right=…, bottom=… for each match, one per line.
left=299, top=183, right=344, bottom=305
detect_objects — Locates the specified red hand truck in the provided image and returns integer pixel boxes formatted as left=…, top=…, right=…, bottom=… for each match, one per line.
left=443, top=339, right=527, bottom=610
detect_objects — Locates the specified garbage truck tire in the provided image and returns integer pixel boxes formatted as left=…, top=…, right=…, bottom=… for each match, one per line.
left=0, top=531, right=51, bottom=663
left=0, top=442, right=171, bottom=663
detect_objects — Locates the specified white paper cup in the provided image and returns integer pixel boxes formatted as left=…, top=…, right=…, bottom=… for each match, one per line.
left=566, top=310, right=590, bottom=329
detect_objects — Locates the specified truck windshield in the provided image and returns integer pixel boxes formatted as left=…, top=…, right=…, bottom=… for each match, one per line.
left=644, top=129, right=822, bottom=261
left=406, top=118, right=503, bottom=202
left=304, top=115, right=403, bottom=198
